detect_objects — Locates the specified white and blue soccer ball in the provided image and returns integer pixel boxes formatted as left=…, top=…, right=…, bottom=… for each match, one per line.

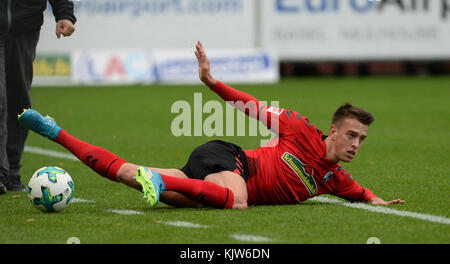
left=27, top=166, right=74, bottom=212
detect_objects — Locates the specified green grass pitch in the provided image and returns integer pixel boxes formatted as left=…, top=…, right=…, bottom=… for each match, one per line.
left=1, top=76, right=449, bottom=244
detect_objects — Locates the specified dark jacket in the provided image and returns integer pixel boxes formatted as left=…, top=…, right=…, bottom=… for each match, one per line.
left=0, top=0, right=76, bottom=35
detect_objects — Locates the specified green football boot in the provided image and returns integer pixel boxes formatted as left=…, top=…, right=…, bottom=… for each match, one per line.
left=135, top=166, right=166, bottom=206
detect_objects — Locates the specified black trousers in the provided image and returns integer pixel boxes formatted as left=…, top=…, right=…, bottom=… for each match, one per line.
left=0, top=30, right=40, bottom=185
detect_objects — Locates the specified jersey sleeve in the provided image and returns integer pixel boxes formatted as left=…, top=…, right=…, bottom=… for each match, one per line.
left=273, top=109, right=321, bottom=137
left=332, top=168, right=377, bottom=202
left=211, top=80, right=265, bottom=120
left=211, top=81, right=321, bottom=137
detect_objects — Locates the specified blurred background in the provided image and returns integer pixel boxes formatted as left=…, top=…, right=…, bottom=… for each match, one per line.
left=33, top=0, right=450, bottom=86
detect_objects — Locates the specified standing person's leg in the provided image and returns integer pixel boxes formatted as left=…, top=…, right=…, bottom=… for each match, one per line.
left=0, top=34, right=8, bottom=194
left=4, top=30, right=40, bottom=191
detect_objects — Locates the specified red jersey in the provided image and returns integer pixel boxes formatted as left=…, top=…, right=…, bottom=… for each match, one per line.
left=211, top=81, right=377, bottom=205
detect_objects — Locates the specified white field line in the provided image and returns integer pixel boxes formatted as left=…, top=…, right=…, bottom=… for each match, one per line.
left=24, top=146, right=79, bottom=161
left=230, top=234, right=272, bottom=243
left=311, top=196, right=450, bottom=225
left=105, top=209, right=144, bottom=215
left=71, top=198, right=95, bottom=203
left=161, top=222, right=273, bottom=242
left=163, top=221, right=208, bottom=228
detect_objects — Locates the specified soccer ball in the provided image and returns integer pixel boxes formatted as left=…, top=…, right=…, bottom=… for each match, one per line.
left=27, top=166, right=74, bottom=212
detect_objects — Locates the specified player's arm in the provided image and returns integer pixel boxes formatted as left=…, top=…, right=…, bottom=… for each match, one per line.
left=195, top=41, right=314, bottom=135
left=195, top=40, right=260, bottom=110
left=333, top=169, right=405, bottom=205
left=339, top=185, right=405, bottom=205
left=369, top=197, right=405, bottom=205
left=195, top=41, right=274, bottom=128
left=353, top=183, right=405, bottom=205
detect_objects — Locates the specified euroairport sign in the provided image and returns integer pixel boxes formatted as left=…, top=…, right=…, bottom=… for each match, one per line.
left=263, top=0, right=450, bottom=60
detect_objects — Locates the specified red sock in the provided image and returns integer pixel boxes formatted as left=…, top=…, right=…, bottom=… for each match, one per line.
left=54, top=129, right=126, bottom=182
left=161, top=175, right=234, bottom=209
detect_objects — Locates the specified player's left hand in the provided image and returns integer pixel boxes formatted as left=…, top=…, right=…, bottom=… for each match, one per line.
left=370, top=197, right=405, bottom=205
left=56, top=19, right=75, bottom=39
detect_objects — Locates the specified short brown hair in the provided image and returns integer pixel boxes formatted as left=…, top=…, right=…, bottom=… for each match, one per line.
left=332, top=102, right=375, bottom=126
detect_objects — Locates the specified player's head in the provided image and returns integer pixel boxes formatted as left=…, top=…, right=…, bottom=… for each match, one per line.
left=328, top=103, right=375, bottom=163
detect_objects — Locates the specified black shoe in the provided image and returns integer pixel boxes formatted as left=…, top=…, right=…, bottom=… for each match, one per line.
left=0, top=182, right=6, bottom=195
left=5, top=178, right=27, bottom=192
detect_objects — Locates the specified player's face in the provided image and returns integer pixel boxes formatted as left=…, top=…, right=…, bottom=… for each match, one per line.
left=332, top=117, right=368, bottom=163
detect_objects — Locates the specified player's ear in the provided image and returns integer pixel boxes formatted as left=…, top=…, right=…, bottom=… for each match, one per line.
left=329, top=124, right=337, bottom=141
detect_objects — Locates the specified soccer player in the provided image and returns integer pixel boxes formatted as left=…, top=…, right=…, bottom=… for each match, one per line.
left=18, top=41, right=404, bottom=209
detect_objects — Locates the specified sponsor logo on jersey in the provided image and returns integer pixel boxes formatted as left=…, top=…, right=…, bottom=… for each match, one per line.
left=281, top=152, right=318, bottom=196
